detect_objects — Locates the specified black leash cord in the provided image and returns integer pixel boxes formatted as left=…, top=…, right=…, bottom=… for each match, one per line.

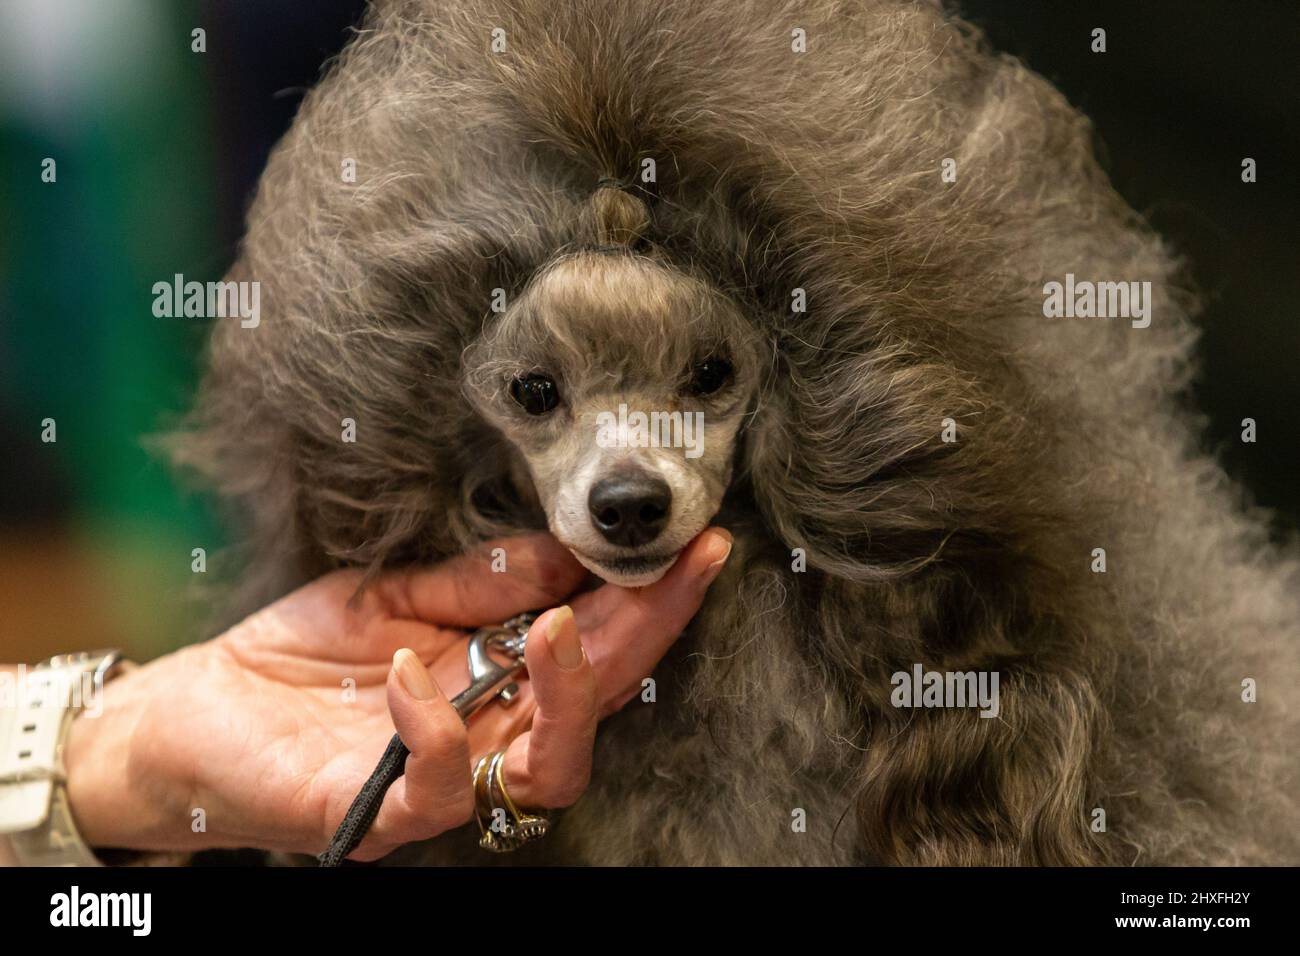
left=317, top=642, right=529, bottom=866
left=317, top=733, right=409, bottom=866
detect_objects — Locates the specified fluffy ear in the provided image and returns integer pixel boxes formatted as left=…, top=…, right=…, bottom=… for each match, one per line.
left=856, top=661, right=1108, bottom=865
left=741, top=310, right=1045, bottom=584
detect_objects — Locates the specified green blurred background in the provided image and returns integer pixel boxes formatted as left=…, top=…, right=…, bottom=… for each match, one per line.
left=0, top=0, right=369, bottom=662
left=0, top=0, right=1295, bottom=664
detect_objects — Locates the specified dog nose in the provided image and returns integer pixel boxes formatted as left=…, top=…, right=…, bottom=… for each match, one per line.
left=588, top=474, right=672, bottom=547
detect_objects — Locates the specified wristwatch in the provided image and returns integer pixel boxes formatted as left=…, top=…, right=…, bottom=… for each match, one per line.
left=0, top=650, right=126, bottom=866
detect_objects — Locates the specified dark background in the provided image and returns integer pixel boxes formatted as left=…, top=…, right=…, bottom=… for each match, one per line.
left=963, top=0, right=1299, bottom=533
left=0, top=0, right=1294, bottom=661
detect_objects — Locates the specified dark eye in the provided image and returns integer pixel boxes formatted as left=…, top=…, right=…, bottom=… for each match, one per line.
left=509, top=374, right=560, bottom=415
left=687, top=356, right=733, bottom=396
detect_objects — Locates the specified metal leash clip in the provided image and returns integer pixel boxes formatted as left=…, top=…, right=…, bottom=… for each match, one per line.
left=449, top=613, right=536, bottom=720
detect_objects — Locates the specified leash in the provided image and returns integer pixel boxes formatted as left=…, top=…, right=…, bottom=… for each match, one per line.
left=317, top=613, right=537, bottom=866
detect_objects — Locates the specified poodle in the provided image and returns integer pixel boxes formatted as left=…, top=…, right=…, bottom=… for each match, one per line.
left=174, top=0, right=1299, bottom=865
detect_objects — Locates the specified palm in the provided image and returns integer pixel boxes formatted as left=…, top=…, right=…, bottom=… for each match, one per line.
left=155, top=572, right=541, bottom=855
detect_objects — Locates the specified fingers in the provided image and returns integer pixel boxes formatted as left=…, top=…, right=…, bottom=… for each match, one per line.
left=575, top=527, right=732, bottom=716
left=360, top=608, right=600, bottom=858
left=499, top=605, right=598, bottom=808
left=381, top=533, right=588, bottom=628
left=339, top=528, right=732, bottom=857
left=362, top=649, right=473, bottom=857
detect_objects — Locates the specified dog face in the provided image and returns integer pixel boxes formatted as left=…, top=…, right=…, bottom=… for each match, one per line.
left=464, top=251, right=761, bottom=586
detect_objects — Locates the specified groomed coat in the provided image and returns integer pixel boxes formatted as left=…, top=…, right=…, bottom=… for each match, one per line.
left=175, top=0, right=1299, bottom=865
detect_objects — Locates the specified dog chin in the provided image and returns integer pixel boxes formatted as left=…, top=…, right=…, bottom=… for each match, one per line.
left=569, top=548, right=681, bottom=588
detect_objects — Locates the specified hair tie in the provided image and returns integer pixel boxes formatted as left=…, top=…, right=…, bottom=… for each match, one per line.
left=595, top=176, right=630, bottom=192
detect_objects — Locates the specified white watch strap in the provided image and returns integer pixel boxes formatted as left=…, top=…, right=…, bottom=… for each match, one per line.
left=0, top=654, right=121, bottom=865
left=6, top=778, right=103, bottom=867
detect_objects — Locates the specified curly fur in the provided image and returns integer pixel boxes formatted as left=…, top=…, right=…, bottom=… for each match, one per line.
left=173, top=0, right=1299, bottom=865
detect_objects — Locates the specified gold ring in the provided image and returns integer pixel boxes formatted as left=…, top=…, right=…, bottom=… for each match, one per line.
left=472, top=751, right=550, bottom=852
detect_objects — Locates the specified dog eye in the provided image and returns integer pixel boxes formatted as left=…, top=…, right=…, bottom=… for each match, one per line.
left=687, top=357, right=732, bottom=396
left=509, top=374, right=560, bottom=415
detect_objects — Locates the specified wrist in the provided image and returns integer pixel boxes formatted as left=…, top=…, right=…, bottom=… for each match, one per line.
left=63, top=653, right=202, bottom=853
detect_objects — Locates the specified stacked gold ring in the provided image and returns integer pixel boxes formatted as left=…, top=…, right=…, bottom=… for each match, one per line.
left=472, top=751, right=550, bottom=852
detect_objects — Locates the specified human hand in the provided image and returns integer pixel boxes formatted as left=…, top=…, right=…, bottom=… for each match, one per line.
left=61, top=529, right=732, bottom=860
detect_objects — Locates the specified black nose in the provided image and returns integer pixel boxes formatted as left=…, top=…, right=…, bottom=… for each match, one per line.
left=587, top=474, right=672, bottom=547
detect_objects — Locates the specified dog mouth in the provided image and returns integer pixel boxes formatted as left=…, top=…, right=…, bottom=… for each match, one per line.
left=568, top=547, right=682, bottom=586
left=585, top=552, right=677, bottom=574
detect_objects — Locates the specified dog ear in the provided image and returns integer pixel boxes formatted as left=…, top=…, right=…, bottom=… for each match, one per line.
left=741, top=320, right=1036, bottom=584
left=855, top=659, right=1109, bottom=865
left=739, top=324, right=1109, bottom=862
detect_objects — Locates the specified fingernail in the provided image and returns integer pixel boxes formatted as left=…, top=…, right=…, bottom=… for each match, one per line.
left=394, top=648, right=441, bottom=701
left=546, top=605, right=584, bottom=670
left=701, top=528, right=733, bottom=580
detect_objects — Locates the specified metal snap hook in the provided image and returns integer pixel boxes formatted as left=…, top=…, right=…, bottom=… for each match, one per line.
left=450, top=613, right=537, bottom=721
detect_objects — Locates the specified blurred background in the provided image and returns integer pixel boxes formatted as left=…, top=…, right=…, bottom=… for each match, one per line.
left=0, top=0, right=1295, bottom=664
